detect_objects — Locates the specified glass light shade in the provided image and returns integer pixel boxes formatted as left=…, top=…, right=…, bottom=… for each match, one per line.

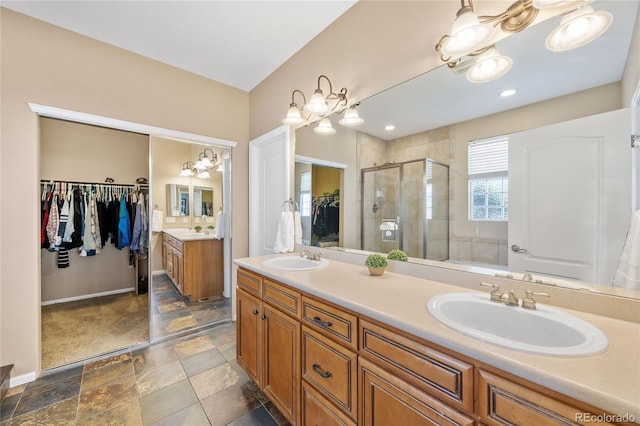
left=545, top=6, right=613, bottom=52
left=304, top=90, right=330, bottom=115
left=216, top=163, right=224, bottom=172
left=197, top=170, right=211, bottom=179
left=466, top=48, right=513, bottom=83
left=180, top=168, right=193, bottom=177
left=313, top=118, right=336, bottom=135
left=532, top=0, right=574, bottom=8
left=201, top=156, right=212, bottom=168
left=282, top=104, right=305, bottom=124
left=441, top=9, right=493, bottom=57
left=338, top=107, right=364, bottom=126
left=194, top=160, right=206, bottom=171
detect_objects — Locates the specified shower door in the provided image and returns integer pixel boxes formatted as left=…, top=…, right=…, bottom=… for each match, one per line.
left=361, top=159, right=449, bottom=260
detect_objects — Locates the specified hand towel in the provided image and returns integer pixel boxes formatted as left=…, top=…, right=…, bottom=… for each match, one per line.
left=151, top=209, right=163, bottom=233
left=214, top=210, right=225, bottom=239
left=274, top=211, right=294, bottom=253
left=294, top=211, right=302, bottom=245
left=613, top=209, right=640, bottom=290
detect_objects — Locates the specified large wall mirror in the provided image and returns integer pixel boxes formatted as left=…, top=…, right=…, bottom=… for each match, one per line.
left=295, top=0, right=639, bottom=299
left=166, top=183, right=190, bottom=216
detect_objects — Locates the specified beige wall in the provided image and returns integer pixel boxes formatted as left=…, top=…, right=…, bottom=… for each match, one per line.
left=40, top=118, right=149, bottom=302
left=1, top=8, right=249, bottom=379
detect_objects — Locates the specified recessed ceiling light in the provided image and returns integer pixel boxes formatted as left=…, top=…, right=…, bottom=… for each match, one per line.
left=385, top=125, right=395, bottom=131
left=500, top=89, right=516, bottom=97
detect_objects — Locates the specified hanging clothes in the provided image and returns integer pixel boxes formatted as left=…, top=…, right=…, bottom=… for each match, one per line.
left=81, top=193, right=97, bottom=256
left=130, top=194, right=148, bottom=254
left=117, top=193, right=131, bottom=249
left=45, top=194, right=60, bottom=251
left=41, top=191, right=53, bottom=249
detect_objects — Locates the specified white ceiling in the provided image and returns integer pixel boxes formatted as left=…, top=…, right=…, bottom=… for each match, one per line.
left=1, top=0, right=357, bottom=92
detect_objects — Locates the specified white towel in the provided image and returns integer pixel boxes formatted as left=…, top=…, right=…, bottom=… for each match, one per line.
left=151, top=209, right=163, bottom=233
left=274, top=211, right=295, bottom=253
left=613, top=209, right=640, bottom=290
left=294, top=211, right=302, bottom=245
left=213, top=210, right=225, bottom=239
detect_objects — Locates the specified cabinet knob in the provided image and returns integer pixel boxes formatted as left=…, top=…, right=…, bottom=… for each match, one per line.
left=261, top=314, right=266, bottom=320
left=252, top=309, right=259, bottom=315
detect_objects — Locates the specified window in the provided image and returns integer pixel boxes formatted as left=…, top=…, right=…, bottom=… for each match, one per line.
left=299, top=171, right=312, bottom=217
left=468, top=136, right=508, bottom=221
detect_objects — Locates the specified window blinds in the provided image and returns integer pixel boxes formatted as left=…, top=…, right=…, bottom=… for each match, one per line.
left=468, top=136, right=508, bottom=176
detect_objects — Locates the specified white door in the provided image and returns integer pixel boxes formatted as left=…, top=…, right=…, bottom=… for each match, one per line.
left=249, top=125, right=291, bottom=256
left=509, top=109, right=631, bottom=285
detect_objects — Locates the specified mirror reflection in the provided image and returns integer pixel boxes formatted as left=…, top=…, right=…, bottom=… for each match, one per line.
left=295, top=0, right=639, bottom=298
left=193, top=186, right=214, bottom=217
left=166, top=184, right=190, bottom=216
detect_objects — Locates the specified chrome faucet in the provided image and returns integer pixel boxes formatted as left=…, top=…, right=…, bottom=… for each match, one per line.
left=300, top=250, right=322, bottom=261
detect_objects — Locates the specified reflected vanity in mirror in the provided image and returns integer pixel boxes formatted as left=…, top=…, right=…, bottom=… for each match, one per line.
left=294, top=0, right=640, bottom=299
left=193, top=186, right=214, bottom=217
left=166, top=184, right=190, bottom=216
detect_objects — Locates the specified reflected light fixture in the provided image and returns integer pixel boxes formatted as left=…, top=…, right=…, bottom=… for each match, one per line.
left=466, top=47, right=513, bottom=83
left=180, top=161, right=195, bottom=177
left=282, top=74, right=363, bottom=135
left=197, top=170, right=211, bottom=179
left=545, top=5, right=613, bottom=51
left=179, top=149, right=220, bottom=178
left=313, top=118, right=336, bottom=135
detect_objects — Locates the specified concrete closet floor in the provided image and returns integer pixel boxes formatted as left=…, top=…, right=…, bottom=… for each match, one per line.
left=1, top=323, right=288, bottom=425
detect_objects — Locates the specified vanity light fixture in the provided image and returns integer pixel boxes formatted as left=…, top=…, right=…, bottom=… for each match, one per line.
left=180, top=161, right=195, bottom=177
left=545, top=5, right=613, bottom=51
left=466, top=47, right=513, bottom=83
left=282, top=74, right=364, bottom=134
left=436, top=0, right=612, bottom=83
left=196, top=170, right=211, bottom=179
left=200, top=148, right=218, bottom=168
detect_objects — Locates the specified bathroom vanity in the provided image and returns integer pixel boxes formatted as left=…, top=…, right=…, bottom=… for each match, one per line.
left=234, top=254, right=640, bottom=426
left=162, top=230, right=223, bottom=300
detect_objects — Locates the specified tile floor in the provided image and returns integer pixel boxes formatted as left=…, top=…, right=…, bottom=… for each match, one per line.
left=1, top=323, right=289, bottom=426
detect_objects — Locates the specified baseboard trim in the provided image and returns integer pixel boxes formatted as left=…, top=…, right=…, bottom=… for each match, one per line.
left=41, top=287, right=136, bottom=306
left=152, top=270, right=166, bottom=276
left=10, top=372, right=36, bottom=388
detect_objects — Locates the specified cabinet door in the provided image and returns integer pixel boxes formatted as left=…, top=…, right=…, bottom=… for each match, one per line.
left=237, top=290, right=262, bottom=386
left=263, top=304, right=301, bottom=426
left=302, top=381, right=356, bottom=426
left=173, top=250, right=184, bottom=294
left=359, top=357, right=474, bottom=426
left=164, top=243, right=174, bottom=281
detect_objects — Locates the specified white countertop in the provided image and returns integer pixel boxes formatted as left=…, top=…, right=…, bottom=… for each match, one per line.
left=234, top=253, right=640, bottom=419
left=163, top=228, right=222, bottom=241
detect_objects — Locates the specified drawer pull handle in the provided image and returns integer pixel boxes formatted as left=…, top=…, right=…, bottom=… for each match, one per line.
left=312, top=363, right=332, bottom=379
left=252, top=309, right=259, bottom=315
left=313, top=316, right=332, bottom=328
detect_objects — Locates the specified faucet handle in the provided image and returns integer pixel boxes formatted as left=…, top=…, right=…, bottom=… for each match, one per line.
left=522, top=290, right=550, bottom=310
left=480, top=282, right=502, bottom=302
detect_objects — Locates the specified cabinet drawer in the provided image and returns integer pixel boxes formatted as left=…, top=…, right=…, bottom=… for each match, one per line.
left=477, top=369, right=620, bottom=426
left=302, top=326, right=357, bottom=419
left=360, top=357, right=474, bottom=426
left=302, top=381, right=356, bottom=426
left=263, top=278, right=301, bottom=319
left=302, top=297, right=357, bottom=351
left=237, top=268, right=262, bottom=297
left=359, top=319, right=473, bottom=413
left=162, top=233, right=183, bottom=251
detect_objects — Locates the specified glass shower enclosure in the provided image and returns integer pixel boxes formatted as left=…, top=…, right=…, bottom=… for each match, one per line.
left=361, top=158, right=449, bottom=260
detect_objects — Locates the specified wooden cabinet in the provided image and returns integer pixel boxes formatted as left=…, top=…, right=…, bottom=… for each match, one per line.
left=236, top=267, right=628, bottom=426
left=162, top=232, right=223, bottom=300
left=236, top=269, right=301, bottom=425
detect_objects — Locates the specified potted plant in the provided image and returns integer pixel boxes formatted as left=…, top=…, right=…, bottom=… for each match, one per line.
left=193, top=225, right=202, bottom=233
left=387, top=249, right=408, bottom=262
left=365, top=253, right=388, bottom=276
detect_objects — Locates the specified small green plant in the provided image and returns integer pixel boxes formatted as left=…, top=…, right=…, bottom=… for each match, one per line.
left=387, top=249, right=408, bottom=262
left=365, top=253, right=388, bottom=268
left=193, top=225, right=202, bottom=232
left=207, top=225, right=215, bottom=229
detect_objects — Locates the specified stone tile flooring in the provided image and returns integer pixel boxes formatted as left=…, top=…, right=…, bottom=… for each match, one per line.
left=0, top=323, right=289, bottom=426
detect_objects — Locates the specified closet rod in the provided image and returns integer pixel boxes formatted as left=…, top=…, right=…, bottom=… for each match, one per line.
left=40, top=179, right=148, bottom=187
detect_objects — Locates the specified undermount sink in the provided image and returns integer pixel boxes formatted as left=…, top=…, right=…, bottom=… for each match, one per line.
left=262, top=256, right=329, bottom=271
left=427, top=293, right=608, bottom=357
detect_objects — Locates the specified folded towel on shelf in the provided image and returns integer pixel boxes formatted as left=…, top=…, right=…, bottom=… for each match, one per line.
left=213, top=210, right=225, bottom=239
left=274, top=211, right=295, bottom=253
left=613, top=209, right=640, bottom=290
left=151, top=209, right=163, bottom=233
left=294, top=211, right=302, bottom=245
